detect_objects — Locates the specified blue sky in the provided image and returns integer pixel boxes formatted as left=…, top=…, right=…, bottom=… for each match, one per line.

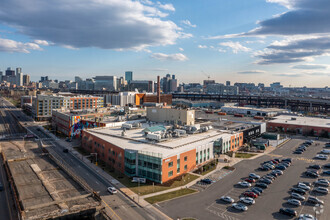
left=0, top=0, right=329, bottom=87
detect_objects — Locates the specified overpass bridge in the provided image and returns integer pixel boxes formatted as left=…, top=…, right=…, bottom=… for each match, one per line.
left=172, top=93, right=330, bottom=113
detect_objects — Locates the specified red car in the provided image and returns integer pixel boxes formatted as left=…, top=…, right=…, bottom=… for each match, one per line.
left=243, top=192, right=258, bottom=198
left=245, top=178, right=256, bottom=183
left=271, top=160, right=279, bottom=164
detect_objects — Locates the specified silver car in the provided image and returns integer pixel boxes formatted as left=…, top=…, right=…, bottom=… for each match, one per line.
left=291, top=192, right=305, bottom=201
left=239, top=197, right=255, bottom=205
left=297, top=183, right=311, bottom=191
left=287, top=199, right=301, bottom=206
left=313, top=187, right=328, bottom=194
left=314, top=180, right=329, bottom=187
left=238, top=181, right=251, bottom=187
left=220, top=196, right=234, bottom=203
left=232, top=203, right=248, bottom=211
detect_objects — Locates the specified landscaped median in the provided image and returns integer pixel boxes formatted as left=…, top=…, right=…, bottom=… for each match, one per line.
left=234, top=152, right=257, bottom=158
left=144, top=188, right=197, bottom=204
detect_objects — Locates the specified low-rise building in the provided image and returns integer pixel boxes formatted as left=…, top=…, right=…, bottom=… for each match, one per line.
left=267, top=115, right=330, bottom=137
left=81, top=124, right=243, bottom=183
left=147, top=107, right=195, bottom=125
left=221, top=106, right=288, bottom=117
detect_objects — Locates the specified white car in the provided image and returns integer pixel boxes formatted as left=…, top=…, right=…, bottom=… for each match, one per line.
left=239, top=197, right=255, bottom=205
left=321, top=149, right=330, bottom=154
left=232, top=203, right=248, bottom=211
left=315, top=154, right=328, bottom=160
left=297, top=183, right=311, bottom=191
left=315, top=180, right=329, bottom=187
left=298, top=214, right=317, bottom=220
left=220, top=196, right=234, bottom=203
left=107, top=186, right=117, bottom=194
left=238, top=181, right=251, bottom=187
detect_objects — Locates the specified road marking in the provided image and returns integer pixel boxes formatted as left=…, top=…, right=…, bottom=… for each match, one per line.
left=102, top=199, right=123, bottom=220
left=95, top=181, right=100, bottom=185
left=121, top=205, right=127, bottom=210
left=86, top=173, right=90, bottom=176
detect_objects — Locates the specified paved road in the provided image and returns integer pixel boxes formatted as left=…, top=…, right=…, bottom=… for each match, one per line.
left=157, top=138, right=330, bottom=220
left=0, top=97, right=158, bottom=220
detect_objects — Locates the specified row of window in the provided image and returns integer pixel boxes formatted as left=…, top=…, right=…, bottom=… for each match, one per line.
left=168, top=156, right=188, bottom=168
left=168, top=165, right=188, bottom=177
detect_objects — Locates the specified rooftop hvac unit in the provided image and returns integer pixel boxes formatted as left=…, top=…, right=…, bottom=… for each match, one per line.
left=291, top=117, right=297, bottom=120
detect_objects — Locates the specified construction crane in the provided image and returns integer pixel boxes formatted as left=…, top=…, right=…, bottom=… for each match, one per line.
left=201, top=70, right=211, bottom=80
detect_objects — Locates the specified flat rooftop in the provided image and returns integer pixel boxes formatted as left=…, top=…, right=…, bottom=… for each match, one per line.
left=87, top=123, right=236, bottom=158
left=221, top=106, right=287, bottom=112
left=269, top=115, right=330, bottom=128
left=1, top=141, right=100, bottom=220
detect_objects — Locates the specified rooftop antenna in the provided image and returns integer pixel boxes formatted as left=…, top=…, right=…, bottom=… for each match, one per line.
left=201, top=70, right=210, bottom=80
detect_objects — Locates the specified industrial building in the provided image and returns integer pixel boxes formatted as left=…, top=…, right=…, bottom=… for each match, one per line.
left=221, top=106, right=288, bottom=117
left=267, top=115, right=330, bottom=137
left=0, top=140, right=101, bottom=220
left=146, top=107, right=195, bottom=126
left=172, top=99, right=237, bottom=109
left=81, top=123, right=243, bottom=183
left=33, top=94, right=104, bottom=120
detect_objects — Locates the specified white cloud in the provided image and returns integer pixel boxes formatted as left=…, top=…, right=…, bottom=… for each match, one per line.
left=157, top=2, right=175, bottom=11
left=0, top=38, right=42, bottom=53
left=178, top=32, right=193, bottom=39
left=198, top=45, right=207, bottom=49
left=292, top=64, right=328, bottom=70
left=179, top=47, right=184, bottom=51
left=34, top=40, right=49, bottom=46
left=151, top=53, right=188, bottom=61
left=219, top=41, right=251, bottom=53
left=0, top=0, right=180, bottom=50
left=181, top=20, right=197, bottom=28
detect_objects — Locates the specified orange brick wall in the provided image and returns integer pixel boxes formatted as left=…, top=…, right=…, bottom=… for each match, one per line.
left=230, top=132, right=243, bottom=152
left=81, top=131, right=125, bottom=173
left=161, top=149, right=196, bottom=183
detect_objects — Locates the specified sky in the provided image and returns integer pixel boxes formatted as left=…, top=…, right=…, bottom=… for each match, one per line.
left=0, top=0, right=329, bottom=87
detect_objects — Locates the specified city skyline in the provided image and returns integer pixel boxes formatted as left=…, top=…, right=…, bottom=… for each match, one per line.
left=0, top=0, right=330, bottom=87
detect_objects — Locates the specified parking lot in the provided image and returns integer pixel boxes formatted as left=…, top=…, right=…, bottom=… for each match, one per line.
left=157, top=138, right=330, bottom=220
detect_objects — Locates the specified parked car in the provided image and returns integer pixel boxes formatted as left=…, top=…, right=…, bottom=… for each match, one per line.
left=272, top=170, right=284, bottom=175
left=201, top=178, right=214, bottom=184
left=322, top=170, right=330, bottom=175
left=279, top=208, right=297, bottom=217
left=291, top=192, right=305, bottom=201
left=297, top=183, right=311, bottom=191
left=259, top=178, right=272, bottom=185
left=309, top=165, right=321, bottom=170
left=307, top=196, right=324, bottom=205
left=291, top=187, right=306, bottom=195
left=243, top=192, right=258, bottom=198
left=253, top=187, right=264, bottom=193
left=264, top=174, right=276, bottom=180
left=107, top=187, right=117, bottom=194
left=238, top=181, right=251, bottom=187
left=315, top=154, right=328, bottom=160
left=323, top=163, right=330, bottom=168
left=314, top=180, right=329, bottom=187
left=297, top=147, right=306, bottom=151
left=298, top=214, right=317, bottom=220
left=287, top=199, right=301, bottom=206
left=305, top=171, right=319, bottom=178
left=279, top=162, right=289, bottom=168
left=245, top=178, right=256, bottom=183
left=294, top=150, right=303, bottom=154
left=249, top=173, right=260, bottom=179
left=232, top=203, right=248, bottom=211
left=276, top=165, right=287, bottom=170
left=313, top=187, right=329, bottom=194
left=259, top=166, right=270, bottom=171
left=299, top=181, right=312, bottom=187
left=220, top=196, right=234, bottom=203
left=321, top=149, right=330, bottom=154
left=255, top=182, right=268, bottom=189
left=282, top=158, right=292, bottom=163
left=239, top=197, right=255, bottom=205
left=63, top=148, right=69, bottom=153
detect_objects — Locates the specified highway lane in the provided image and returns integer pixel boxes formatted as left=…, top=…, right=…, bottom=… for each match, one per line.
left=0, top=97, right=156, bottom=220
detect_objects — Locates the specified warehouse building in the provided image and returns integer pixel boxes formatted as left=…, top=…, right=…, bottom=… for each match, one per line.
left=81, top=124, right=243, bottom=183
left=267, top=115, right=330, bottom=137
left=221, top=106, right=287, bottom=117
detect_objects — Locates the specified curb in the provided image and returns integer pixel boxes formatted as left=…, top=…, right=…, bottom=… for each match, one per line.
left=147, top=188, right=200, bottom=205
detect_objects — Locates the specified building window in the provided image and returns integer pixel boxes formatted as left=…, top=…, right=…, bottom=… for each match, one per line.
left=168, top=162, right=173, bottom=168
left=177, top=168, right=180, bottom=173
left=184, top=156, right=187, bottom=162
left=184, top=165, right=187, bottom=171
left=168, top=171, right=173, bottom=177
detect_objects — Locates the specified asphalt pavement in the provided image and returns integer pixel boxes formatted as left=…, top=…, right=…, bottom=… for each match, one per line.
left=157, top=138, right=330, bottom=220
